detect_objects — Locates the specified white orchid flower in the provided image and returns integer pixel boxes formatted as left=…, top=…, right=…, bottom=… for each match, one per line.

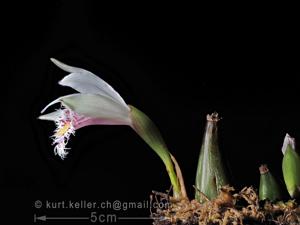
left=39, top=59, right=131, bottom=159
left=39, top=58, right=183, bottom=198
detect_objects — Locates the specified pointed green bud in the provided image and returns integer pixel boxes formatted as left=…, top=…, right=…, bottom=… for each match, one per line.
left=282, top=134, right=300, bottom=198
left=259, top=164, right=282, bottom=201
left=195, top=112, right=229, bottom=202
left=129, top=105, right=181, bottom=198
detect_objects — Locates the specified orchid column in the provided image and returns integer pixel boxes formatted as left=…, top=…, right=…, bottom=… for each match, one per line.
left=39, top=59, right=182, bottom=198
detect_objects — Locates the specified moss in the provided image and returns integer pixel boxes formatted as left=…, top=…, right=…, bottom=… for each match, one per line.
left=152, top=186, right=300, bottom=225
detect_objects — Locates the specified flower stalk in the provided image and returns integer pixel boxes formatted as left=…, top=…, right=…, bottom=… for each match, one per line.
left=129, top=105, right=181, bottom=198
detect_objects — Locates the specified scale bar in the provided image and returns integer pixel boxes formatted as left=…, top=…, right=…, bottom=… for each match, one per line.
left=118, top=217, right=152, bottom=220
left=35, top=215, right=90, bottom=222
left=47, top=217, right=89, bottom=220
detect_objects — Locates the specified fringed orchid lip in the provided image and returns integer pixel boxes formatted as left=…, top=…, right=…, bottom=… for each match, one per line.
left=39, top=104, right=134, bottom=159
left=51, top=108, right=75, bottom=159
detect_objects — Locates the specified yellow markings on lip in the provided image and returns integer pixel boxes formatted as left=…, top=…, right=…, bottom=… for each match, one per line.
left=56, top=122, right=71, bottom=137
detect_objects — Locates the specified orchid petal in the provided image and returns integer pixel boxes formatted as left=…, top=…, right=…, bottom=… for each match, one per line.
left=51, top=58, right=128, bottom=109
left=40, top=93, right=131, bottom=125
left=50, top=58, right=85, bottom=73
left=40, top=94, right=75, bottom=113
left=60, top=93, right=131, bottom=125
left=38, top=110, right=62, bottom=121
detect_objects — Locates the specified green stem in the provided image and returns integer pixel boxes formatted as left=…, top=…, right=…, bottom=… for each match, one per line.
left=166, top=162, right=181, bottom=199
left=129, top=105, right=181, bottom=198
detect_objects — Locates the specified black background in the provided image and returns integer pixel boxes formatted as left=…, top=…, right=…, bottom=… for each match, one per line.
left=1, top=2, right=299, bottom=224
